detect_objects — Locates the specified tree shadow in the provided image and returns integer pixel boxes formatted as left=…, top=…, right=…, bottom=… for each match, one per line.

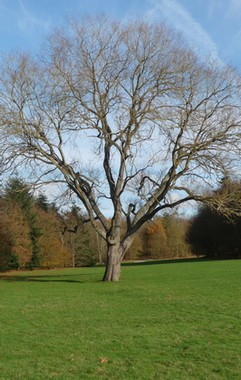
left=0, top=273, right=102, bottom=284
left=122, top=257, right=209, bottom=267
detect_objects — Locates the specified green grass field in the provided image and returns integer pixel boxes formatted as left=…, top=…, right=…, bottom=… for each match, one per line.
left=1, top=259, right=241, bottom=379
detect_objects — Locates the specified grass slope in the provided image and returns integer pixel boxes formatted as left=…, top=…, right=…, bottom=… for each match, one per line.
left=0, top=259, right=241, bottom=379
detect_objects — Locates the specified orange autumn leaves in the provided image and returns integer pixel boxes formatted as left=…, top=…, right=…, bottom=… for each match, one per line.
left=145, top=219, right=171, bottom=259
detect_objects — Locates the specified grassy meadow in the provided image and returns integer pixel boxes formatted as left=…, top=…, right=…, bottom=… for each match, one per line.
left=0, top=259, right=241, bottom=379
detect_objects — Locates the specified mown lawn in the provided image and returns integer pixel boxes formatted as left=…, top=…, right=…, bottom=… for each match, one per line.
left=0, top=259, right=241, bottom=379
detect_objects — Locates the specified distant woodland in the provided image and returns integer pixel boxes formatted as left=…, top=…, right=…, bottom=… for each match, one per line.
left=1, top=177, right=241, bottom=271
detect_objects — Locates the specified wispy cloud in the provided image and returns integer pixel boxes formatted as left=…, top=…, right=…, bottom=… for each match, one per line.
left=146, top=0, right=221, bottom=63
left=17, top=0, right=51, bottom=33
left=229, top=0, right=241, bottom=12
left=207, top=0, right=222, bottom=19
left=227, top=0, right=241, bottom=19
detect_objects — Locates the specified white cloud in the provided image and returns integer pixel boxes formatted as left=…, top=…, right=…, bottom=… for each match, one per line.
left=146, top=0, right=221, bottom=63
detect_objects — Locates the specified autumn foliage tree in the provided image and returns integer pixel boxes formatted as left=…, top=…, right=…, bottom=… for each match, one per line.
left=1, top=17, right=241, bottom=280
left=37, top=208, right=72, bottom=268
left=145, top=219, right=170, bottom=259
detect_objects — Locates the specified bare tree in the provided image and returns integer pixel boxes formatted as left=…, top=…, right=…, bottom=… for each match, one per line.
left=0, top=16, right=241, bottom=281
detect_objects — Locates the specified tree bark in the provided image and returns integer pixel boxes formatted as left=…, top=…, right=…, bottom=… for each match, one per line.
left=102, top=244, right=122, bottom=281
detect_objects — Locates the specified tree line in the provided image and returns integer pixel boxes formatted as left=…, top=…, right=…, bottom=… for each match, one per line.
left=1, top=177, right=241, bottom=271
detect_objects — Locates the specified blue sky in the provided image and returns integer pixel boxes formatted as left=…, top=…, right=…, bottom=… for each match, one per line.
left=0, top=0, right=240, bottom=69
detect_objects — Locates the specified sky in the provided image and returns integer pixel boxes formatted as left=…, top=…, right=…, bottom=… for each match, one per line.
left=1, top=0, right=240, bottom=215
left=0, top=0, right=241, bottom=70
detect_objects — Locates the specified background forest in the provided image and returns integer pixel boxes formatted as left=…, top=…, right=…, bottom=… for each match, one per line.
left=1, top=177, right=241, bottom=271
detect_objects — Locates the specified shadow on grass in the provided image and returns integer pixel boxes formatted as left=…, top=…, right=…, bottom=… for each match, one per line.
left=122, top=257, right=209, bottom=267
left=0, top=273, right=102, bottom=284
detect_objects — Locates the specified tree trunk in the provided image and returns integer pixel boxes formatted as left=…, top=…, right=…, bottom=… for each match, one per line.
left=102, top=236, right=134, bottom=281
left=102, top=244, right=122, bottom=282
left=71, top=234, right=76, bottom=268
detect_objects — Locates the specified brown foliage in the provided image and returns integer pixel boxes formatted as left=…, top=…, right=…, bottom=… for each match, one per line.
left=145, top=219, right=171, bottom=259
left=37, top=208, right=72, bottom=268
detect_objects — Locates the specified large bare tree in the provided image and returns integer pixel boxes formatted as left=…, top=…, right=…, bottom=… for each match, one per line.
left=0, top=16, right=241, bottom=280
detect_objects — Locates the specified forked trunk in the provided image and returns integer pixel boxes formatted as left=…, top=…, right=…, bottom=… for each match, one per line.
left=102, top=244, right=122, bottom=282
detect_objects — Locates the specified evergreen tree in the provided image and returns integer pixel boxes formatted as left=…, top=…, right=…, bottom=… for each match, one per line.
left=35, top=193, right=49, bottom=212
left=5, top=177, right=33, bottom=211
